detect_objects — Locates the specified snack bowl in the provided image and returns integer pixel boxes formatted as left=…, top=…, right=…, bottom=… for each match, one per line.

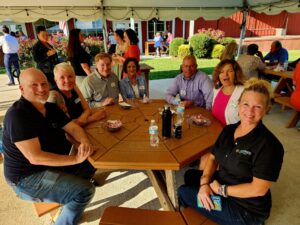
left=106, top=120, right=122, bottom=132
left=188, top=114, right=211, bottom=126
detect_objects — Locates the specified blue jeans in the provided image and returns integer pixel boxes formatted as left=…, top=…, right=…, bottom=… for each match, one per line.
left=178, top=169, right=265, bottom=225
left=9, top=162, right=96, bottom=225
left=4, top=53, right=20, bottom=84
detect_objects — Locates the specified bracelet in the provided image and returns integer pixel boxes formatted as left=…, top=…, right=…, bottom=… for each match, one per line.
left=224, top=185, right=228, bottom=197
left=218, top=185, right=228, bottom=198
left=200, top=183, right=209, bottom=188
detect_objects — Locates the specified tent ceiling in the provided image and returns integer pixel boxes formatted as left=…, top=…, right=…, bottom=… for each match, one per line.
left=0, top=0, right=299, bottom=22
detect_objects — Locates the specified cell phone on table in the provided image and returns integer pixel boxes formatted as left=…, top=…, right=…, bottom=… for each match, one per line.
left=197, top=195, right=222, bottom=211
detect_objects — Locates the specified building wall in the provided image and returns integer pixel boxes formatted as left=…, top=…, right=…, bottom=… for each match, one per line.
left=243, top=37, right=300, bottom=52
left=174, top=18, right=183, bottom=38
left=25, top=23, right=35, bottom=39
left=193, top=10, right=300, bottom=38
left=141, top=21, right=148, bottom=52
left=286, top=12, right=300, bottom=35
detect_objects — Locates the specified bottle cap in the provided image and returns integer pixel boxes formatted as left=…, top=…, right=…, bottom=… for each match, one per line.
left=177, top=107, right=184, bottom=113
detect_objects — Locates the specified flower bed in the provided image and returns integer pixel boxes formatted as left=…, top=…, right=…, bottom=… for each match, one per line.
left=17, top=34, right=104, bottom=68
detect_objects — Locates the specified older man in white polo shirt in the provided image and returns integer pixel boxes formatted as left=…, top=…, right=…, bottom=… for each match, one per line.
left=0, top=25, right=20, bottom=85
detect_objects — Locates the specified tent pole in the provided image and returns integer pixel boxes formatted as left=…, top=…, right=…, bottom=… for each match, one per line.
left=189, top=20, right=195, bottom=39
left=130, top=17, right=135, bottom=30
left=237, top=2, right=248, bottom=58
left=172, top=18, right=175, bottom=36
left=101, top=1, right=108, bottom=53
left=102, top=16, right=108, bottom=53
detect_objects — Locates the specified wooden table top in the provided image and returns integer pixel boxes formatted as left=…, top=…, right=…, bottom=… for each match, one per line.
left=85, top=100, right=222, bottom=170
left=263, top=68, right=293, bottom=79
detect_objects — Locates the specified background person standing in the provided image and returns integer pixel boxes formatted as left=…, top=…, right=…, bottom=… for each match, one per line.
left=0, top=25, right=20, bottom=85
left=32, top=26, right=59, bottom=89
left=67, top=28, right=92, bottom=87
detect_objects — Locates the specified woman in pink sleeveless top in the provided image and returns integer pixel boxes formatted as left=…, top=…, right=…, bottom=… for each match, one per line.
left=212, top=59, right=245, bottom=126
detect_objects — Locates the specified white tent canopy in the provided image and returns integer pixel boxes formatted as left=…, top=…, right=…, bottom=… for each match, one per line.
left=1, top=0, right=300, bottom=22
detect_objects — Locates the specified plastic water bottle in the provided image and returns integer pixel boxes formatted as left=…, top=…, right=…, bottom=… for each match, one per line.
left=149, top=120, right=159, bottom=147
left=283, top=60, right=288, bottom=70
left=143, top=94, right=148, bottom=103
left=174, top=94, right=181, bottom=105
left=176, top=102, right=185, bottom=125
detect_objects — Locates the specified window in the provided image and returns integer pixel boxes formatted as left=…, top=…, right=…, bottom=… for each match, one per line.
left=114, top=21, right=139, bottom=33
left=75, top=19, right=103, bottom=37
left=148, top=19, right=165, bottom=40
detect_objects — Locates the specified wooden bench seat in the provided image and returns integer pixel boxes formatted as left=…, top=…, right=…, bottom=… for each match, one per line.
left=33, top=202, right=61, bottom=217
left=99, top=206, right=217, bottom=225
left=274, top=96, right=300, bottom=128
left=181, top=207, right=218, bottom=225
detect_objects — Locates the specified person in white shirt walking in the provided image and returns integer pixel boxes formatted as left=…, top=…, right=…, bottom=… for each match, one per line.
left=0, top=25, right=20, bottom=85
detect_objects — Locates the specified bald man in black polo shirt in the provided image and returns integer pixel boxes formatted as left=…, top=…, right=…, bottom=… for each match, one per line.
left=2, top=68, right=96, bottom=225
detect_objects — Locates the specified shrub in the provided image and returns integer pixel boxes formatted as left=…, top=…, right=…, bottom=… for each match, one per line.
left=178, top=44, right=191, bottom=58
left=84, top=36, right=105, bottom=58
left=211, top=44, right=225, bottom=59
left=220, top=37, right=236, bottom=46
left=169, top=38, right=185, bottom=57
left=18, top=39, right=35, bottom=68
left=189, top=33, right=212, bottom=58
left=48, top=34, right=68, bottom=62
left=197, top=28, right=225, bottom=43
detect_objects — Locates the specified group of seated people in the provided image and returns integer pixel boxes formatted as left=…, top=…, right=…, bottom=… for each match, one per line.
left=1, top=39, right=289, bottom=224
left=45, top=53, right=148, bottom=129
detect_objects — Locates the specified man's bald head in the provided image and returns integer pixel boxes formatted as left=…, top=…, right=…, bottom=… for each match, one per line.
left=19, top=68, right=47, bottom=85
left=19, top=68, right=50, bottom=104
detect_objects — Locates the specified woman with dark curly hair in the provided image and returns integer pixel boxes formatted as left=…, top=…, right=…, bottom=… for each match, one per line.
left=119, top=58, right=147, bottom=99
left=212, top=59, right=245, bottom=126
left=67, top=29, right=92, bottom=86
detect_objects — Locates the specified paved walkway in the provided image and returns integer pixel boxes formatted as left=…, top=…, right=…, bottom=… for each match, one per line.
left=0, top=75, right=20, bottom=120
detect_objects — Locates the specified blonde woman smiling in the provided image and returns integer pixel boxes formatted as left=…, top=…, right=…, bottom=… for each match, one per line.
left=48, top=62, right=106, bottom=127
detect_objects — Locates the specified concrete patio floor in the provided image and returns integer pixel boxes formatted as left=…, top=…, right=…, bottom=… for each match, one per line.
left=0, top=74, right=299, bottom=225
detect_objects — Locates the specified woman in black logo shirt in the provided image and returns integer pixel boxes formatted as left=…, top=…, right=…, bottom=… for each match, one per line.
left=179, top=78, right=284, bottom=225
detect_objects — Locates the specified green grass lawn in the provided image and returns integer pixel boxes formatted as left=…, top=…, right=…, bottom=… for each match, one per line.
left=141, top=57, right=220, bottom=80
left=142, top=50, right=300, bottom=80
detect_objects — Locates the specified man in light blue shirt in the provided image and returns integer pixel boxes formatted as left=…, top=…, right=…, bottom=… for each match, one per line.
left=0, top=25, right=20, bottom=85
left=263, top=40, right=288, bottom=65
left=165, top=55, right=213, bottom=110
